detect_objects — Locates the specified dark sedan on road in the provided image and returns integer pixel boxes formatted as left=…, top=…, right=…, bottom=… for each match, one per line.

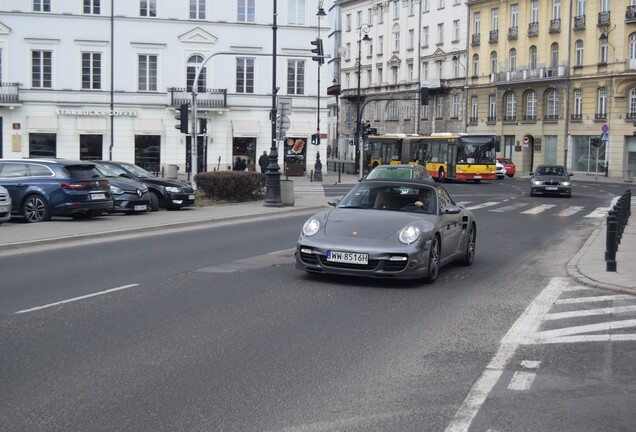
left=296, top=180, right=477, bottom=283
left=95, top=161, right=195, bottom=211
left=0, top=159, right=113, bottom=222
left=530, top=164, right=573, bottom=197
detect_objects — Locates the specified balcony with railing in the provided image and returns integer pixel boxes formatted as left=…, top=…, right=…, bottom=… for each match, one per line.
left=507, top=26, right=518, bottom=39
left=0, top=83, right=20, bottom=104
left=471, top=33, right=481, bottom=46
left=627, top=5, right=636, bottom=22
left=487, top=116, right=496, bottom=123
left=528, top=22, right=539, bottom=37
left=522, top=115, right=537, bottom=122
left=544, top=114, right=559, bottom=122
left=626, top=111, right=636, bottom=121
left=574, top=15, right=586, bottom=30
left=489, top=30, right=498, bottom=43
left=169, top=87, right=227, bottom=109
left=503, top=115, right=517, bottom=122
left=469, top=117, right=478, bottom=123
left=595, top=112, right=607, bottom=120
left=571, top=113, right=583, bottom=121
left=598, top=11, right=611, bottom=26
left=549, top=19, right=561, bottom=33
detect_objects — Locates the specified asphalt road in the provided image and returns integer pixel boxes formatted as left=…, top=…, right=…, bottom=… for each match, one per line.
left=1, top=178, right=634, bottom=431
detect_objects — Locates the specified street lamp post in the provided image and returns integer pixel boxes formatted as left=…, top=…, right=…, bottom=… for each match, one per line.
left=356, top=24, right=371, bottom=181
left=314, top=2, right=326, bottom=182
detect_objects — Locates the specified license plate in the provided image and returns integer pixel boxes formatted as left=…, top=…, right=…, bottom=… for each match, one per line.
left=474, top=175, right=482, bottom=179
left=327, top=250, right=369, bottom=265
left=91, top=193, right=106, bottom=200
left=188, top=194, right=195, bottom=200
left=134, top=205, right=147, bottom=211
left=545, top=186, right=558, bottom=190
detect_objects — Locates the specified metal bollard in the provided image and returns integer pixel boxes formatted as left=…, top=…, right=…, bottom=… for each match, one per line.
left=606, top=211, right=617, bottom=272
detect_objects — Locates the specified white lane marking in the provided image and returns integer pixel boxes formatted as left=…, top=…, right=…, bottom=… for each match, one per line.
left=14, top=284, right=140, bottom=315
left=531, top=319, right=636, bottom=344
left=489, top=203, right=529, bottom=213
left=508, top=360, right=542, bottom=391
left=585, top=207, right=610, bottom=218
left=444, top=277, right=568, bottom=432
left=520, top=360, right=541, bottom=369
left=556, top=294, right=634, bottom=304
left=521, top=204, right=556, bottom=215
left=544, top=305, right=636, bottom=321
left=464, top=202, right=500, bottom=210
left=555, top=206, right=584, bottom=217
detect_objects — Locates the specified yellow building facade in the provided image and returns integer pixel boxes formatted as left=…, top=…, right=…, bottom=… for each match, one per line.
left=466, top=0, right=636, bottom=179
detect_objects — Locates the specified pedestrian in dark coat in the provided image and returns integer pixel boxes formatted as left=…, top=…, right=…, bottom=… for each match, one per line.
left=258, top=151, right=269, bottom=173
left=234, top=157, right=246, bottom=171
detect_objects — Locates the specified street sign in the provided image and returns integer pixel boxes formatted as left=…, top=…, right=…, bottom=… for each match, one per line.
left=601, top=124, right=609, bottom=134
left=276, top=115, right=290, bottom=134
left=278, top=97, right=292, bottom=116
left=601, top=132, right=609, bottom=142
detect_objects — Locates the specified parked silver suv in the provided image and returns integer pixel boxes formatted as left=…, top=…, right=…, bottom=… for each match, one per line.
left=0, top=185, right=11, bottom=224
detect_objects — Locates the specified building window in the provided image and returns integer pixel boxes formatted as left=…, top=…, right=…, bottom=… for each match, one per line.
left=422, top=26, right=429, bottom=46
left=530, top=0, right=539, bottom=23
left=187, top=55, right=206, bottom=92
left=393, top=30, right=401, bottom=52
left=525, top=91, right=537, bottom=118
left=288, top=0, right=306, bottom=25
left=628, top=88, right=636, bottom=118
left=489, top=94, right=496, bottom=120
left=438, top=0, right=445, bottom=9
left=138, top=54, right=157, bottom=91
left=547, top=89, right=559, bottom=117
left=378, top=36, right=384, bottom=55
left=408, top=29, right=415, bottom=49
left=529, top=45, right=538, bottom=69
left=473, top=11, right=480, bottom=34
left=33, top=0, right=51, bottom=12
left=236, top=58, right=255, bottom=93
left=597, top=87, right=607, bottom=115
left=32, top=50, right=52, bottom=88
left=407, top=63, right=414, bottom=80
left=140, top=0, right=157, bottom=17
left=238, top=0, right=255, bottom=22
left=510, top=4, right=519, bottom=28
left=471, top=96, right=479, bottom=120
left=84, top=0, right=100, bottom=14
left=576, top=0, right=585, bottom=16
left=490, top=51, right=497, bottom=74
left=287, top=60, right=304, bottom=95
left=392, top=67, right=398, bottom=84
left=452, top=94, right=460, bottom=118
left=575, top=40, right=584, bottom=66
left=630, top=33, right=636, bottom=64
left=505, top=92, right=517, bottom=119
left=551, top=42, right=559, bottom=68
left=423, top=0, right=430, bottom=13
left=81, top=52, right=101, bottom=90
left=453, top=20, right=460, bottom=41
left=491, top=7, right=499, bottom=30
left=472, top=54, right=479, bottom=76
left=393, top=0, right=399, bottom=20
left=346, top=14, right=351, bottom=31
left=599, top=37, right=608, bottom=64
left=509, top=48, right=517, bottom=71
left=377, top=67, right=383, bottom=83
left=436, top=60, right=443, bottom=79
left=437, top=23, right=444, bottom=45
left=435, top=96, right=444, bottom=118
left=190, top=0, right=206, bottom=20
left=386, top=100, right=399, bottom=120
left=356, top=11, right=362, bottom=28
left=573, top=88, right=583, bottom=117
left=552, top=0, right=561, bottom=19
left=378, top=5, right=384, bottom=23
left=453, top=57, right=460, bottom=78
left=422, top=61, right=429, bottom=80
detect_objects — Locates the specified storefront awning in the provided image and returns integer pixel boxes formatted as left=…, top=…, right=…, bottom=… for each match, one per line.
left=77, top=117, right=106, bottom=133
left=232, top=121, right=261, bottom=137
left=286, top=121, right=311, bottom=137
left=134, top=118, right=163, bottom=134
left=28, top=116, right=58, bottom=132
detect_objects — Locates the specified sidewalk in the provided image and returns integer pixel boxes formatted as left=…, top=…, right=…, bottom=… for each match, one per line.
left=1, top=169, right=634, bottom=296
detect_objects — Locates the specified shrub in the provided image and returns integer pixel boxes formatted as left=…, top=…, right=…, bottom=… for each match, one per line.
left=194, top=171, right=266, bottom=202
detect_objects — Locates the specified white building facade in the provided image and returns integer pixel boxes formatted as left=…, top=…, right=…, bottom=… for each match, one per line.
left=0, top=0, right=329, bottom=178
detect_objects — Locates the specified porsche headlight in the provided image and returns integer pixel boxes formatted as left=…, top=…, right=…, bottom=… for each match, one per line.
left=399, top=225, right=421, bottom=244
left=302, top=218, right=320, bottom=236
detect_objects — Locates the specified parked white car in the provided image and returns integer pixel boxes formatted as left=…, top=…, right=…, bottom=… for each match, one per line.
left=0, top=185, right=11, bottom=224
left=496, top=161, right=507, bottom=179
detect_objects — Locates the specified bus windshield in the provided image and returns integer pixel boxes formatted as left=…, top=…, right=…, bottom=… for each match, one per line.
left=457, top=136, right=496, bottom=165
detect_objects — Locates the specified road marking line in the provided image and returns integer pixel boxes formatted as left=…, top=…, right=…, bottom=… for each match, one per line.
left=531, top=319, right=636, bottom=343
left=489, top=203, right=529, bottom=213
left=508, top=371, right=537, bottom=391
left=545, top=305, right=636, bottom=320
left=556, top=294, right=634, bottom=304
left=555, top=206, right=584, bottom=216
left=465, top=202, right=500, bottom=210
left=444, top=277, right=568, bottom=432
left=521, top=204, right=556, bottom=214
left=585, top=207, right=611, bottom=218
left=14, top=284, right=140, bottom=314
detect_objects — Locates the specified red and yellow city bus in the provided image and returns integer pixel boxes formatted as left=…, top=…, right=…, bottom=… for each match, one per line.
left=366, top=133, right=499, bottom=182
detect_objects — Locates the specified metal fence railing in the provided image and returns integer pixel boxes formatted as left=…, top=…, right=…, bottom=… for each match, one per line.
left=606, top=190, right=632, bottom=271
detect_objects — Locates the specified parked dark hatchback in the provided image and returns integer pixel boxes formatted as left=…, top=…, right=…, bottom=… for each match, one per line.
left=95, top=161, right=195, bottom=211
left=0, top=159, right=113, bottom=222
left=93, top=162, right=151, bottom=214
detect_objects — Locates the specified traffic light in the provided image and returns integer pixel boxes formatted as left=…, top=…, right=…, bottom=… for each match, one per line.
left=590, top=137, right=601, bottom=147
left=175, top=104, right=188, bottom=133
left=198, top=118, right=207, bottom=134
left=311, top=133, right=318, bottom=145
left=311, top=38, right=324, bottom=64
left=420, top=87, right=429, bottom=105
